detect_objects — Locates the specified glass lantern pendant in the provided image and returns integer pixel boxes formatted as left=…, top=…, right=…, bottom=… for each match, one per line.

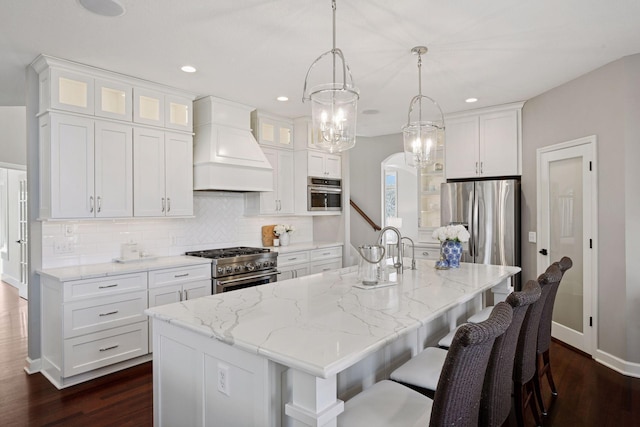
left=402, top=46, right=445, bottom=168
left=303, top=0, right=359, bottom=153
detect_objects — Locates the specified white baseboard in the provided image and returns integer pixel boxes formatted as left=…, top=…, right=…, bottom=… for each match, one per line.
left=24, top=357, right=41, bottom=374
left=595, top=349, right=640, bottom=378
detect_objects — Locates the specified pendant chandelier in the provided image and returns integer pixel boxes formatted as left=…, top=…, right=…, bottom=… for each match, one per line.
left=402, top=46, right=445, bottom=169
left=302, top=0, right=359, bottom=153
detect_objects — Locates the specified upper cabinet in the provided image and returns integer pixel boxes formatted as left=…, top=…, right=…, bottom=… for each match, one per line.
left=251, top=110, right=293, bottom=149
left=307, top=151, right=341, bottom=179
left=32, top=55, right=195, bottom=220
left=244, top=147, right=294, bottom=215
left=444, top=102, right=523, bottom=180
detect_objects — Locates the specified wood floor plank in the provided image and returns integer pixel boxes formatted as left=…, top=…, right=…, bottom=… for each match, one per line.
left=1, top=280, right=639, bottom=426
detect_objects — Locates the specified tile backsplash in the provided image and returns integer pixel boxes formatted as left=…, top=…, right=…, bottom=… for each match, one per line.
left=41, top=192, right=314, bottom=269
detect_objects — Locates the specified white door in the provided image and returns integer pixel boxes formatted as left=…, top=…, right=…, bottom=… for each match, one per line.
left=445, top=115, right=479, bottom=179
left=479, top=109, right=519, bottom=177
left=277, top=150, right=295, bottom=213
left=94, top=121, right=132, bottom=217
left=133, top=128, right=165, bottom=217
left=260, top=148, right=279, bottom=214
left=164, top=132, right=193, bottom=217
left=324, top=154, right=342, bottom=179
left=537, top=136, right=597, bottom=354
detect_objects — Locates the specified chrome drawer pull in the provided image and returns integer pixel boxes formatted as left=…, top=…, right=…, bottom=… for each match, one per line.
left=98, top=284, right=118, bottom=289
left=288, top=257, right=297, bottom=261
left=99, top=344, right=119, bottom=352
left=99, top=310, right=119, bottom=317
left=174, top=273, right=189, bottom=278
left=422, top=252, right=429, bottom=256
left=323, top=252, right=331, bottom=256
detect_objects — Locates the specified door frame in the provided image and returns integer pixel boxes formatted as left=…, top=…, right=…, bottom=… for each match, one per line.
left=536, top=135, right=598, bottom=356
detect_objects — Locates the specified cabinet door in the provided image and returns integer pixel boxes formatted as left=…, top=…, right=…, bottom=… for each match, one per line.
left=95, top=121, right=133, bottom=217
left=259, top=148, right=279, bottom=214
left=95, top=79, right=132, bottom=121
left=307, top=151, right=325, bottom=177
left=164, top=132, right=193, bottom=216
left=183, top=280, right=212, bottom=301
left=50, top=114, right=95, bottom=218
left=133, top=87, right=165, bottom=126
left=479, top=109, right=519, bottom=176
left=50, top=69, right=94, bottom=115
left=324, top=154, right=342, bottom=178
left=445, top=116, right=479, bottom=180
left=165, top=95, right=192, bottom=131
left=134, top=128, right=166, bottom=217
left=148, top=283, right=183, bottom=307
left=277, top=150, right=295, bottom=213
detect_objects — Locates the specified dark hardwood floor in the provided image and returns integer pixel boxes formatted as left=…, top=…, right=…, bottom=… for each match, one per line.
left=1, top=279, right=638, bottom=426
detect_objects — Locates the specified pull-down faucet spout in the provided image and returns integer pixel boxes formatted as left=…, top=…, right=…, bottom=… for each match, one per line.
left=377, top=226, right=403, bottom=275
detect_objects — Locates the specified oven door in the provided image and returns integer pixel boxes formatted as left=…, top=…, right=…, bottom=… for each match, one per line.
left=308, top=186, right=342, bottom=211
left=214, top=270, right=278, bottom=293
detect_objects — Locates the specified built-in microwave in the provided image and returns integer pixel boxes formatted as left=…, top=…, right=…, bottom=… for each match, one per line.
left=307, top=177, right=342, bottom=211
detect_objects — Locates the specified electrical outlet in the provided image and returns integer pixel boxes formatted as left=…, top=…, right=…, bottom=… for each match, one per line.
left=54, top=238, right=75, bottom=254
left=528, top=231, right=537, bottom=243
left=217, top=364, right=230, bottom=396
left=64, top=224, right=75, bottom=237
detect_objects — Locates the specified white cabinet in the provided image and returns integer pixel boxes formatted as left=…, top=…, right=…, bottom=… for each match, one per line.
left=47, top=68, right=95, bottom=115
left=133, top=87, right=164, bottom=127
left=412, top=244, right=440, bottom=261
left=277, top=246, right=343, bottom=280
left=147, top=264, right=211, bottom=350
left=95, top=79, right=132, bottom=121
left=41, top=272, right=149, bottom=388
left=133, top=129, right=193, bottom=217
left=445, top=103, right=523, bottom=180
left=40, top=114, right=133, bottom=219
left=245, top=147, right=294, bottom=215
left=165, top=94, right=193, bottom=131
left=308, top=151, right=341, bottom=179
left=251, top=110, right=293, bottom=149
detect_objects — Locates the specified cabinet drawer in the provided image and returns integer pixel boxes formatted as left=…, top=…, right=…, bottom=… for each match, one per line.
left=64, top=321, right=148, bottom=377
left=63, top=273, right=146, bottom=302
left=414, top=246, right=440, bottom=261
left=278, top=251, right=310, bottom=267
left=310, top=246, right=342, bottom=261
left=148, top=264, right=211, bottom=288
left=309, top=259, right=342, bottom=274
left=63, top=290, right=148, bottom=338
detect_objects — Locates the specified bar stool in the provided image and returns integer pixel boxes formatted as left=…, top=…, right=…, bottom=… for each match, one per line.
left=534, top=256, right=573, bottom=415
left=337, top=303, right=513, bottom=427
left=389, top=281, right=541, bottom=427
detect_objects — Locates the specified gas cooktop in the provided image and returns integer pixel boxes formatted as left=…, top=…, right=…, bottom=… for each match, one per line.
left=185, top=246, right=271, bottom=259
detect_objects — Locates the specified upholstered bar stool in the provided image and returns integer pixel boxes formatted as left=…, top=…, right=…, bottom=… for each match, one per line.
left=534, top=256, right=573, bottom=415
left=389, top=281, right=541, bottom=427
left=337, top=303, right=512, bottom=427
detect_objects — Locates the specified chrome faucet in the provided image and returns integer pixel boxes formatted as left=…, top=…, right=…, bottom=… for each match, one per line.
left=377, top=226, right=403, bottom=275
left=401, top=236, right=416, bottom=270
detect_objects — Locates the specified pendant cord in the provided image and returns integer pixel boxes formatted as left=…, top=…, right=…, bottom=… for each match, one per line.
left=417, top=52, right=423, bottom=123
left=332, top=0, right=336, bottom=86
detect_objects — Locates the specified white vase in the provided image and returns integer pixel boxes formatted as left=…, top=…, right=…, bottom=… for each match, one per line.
left=279, top=232, right=290, bottom=246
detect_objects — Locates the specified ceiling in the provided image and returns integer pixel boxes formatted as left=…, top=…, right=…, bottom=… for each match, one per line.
left=2, top=0, right=640, bottom=137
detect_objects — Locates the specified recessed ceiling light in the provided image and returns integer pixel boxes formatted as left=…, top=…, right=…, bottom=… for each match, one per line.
left=465, top=97, right=478, bottom=103
left=181, top=65, right=197, bottom=73
left=78, top=0, right=126, bottom=17
left=276, top=96, right=289, bottom=102
left=362, top=109, right=380, bottom=115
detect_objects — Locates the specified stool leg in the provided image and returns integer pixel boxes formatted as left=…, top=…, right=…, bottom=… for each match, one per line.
left=514, top=383, right=526, bottom=427
left=526, top=381, right=543, bottom=427
left=543, top=350, right=558, bottom=396
left=533, top=363, right=547, bottom=415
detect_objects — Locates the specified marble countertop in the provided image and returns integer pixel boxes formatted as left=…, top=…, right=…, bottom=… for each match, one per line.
left=145, top=260, right=520, bottom=378
left=38, top=256, right=212, bottom=281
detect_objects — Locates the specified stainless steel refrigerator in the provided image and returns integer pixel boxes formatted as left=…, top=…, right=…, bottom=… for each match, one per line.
left=441, top=179, right=521, bottom=288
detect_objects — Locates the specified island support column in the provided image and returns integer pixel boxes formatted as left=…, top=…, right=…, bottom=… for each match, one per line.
left=285, top=369, right=344, bottom=427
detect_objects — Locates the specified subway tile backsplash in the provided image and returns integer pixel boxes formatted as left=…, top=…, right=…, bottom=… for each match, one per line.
left=41, top=192, right=313, bottom=269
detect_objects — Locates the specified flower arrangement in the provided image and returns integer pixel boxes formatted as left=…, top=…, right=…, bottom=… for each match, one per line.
left=432, top=224, right=470, bottom=243
left=274, top=224, right=295, bottom=236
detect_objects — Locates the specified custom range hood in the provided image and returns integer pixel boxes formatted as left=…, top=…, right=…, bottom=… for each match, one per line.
left=193, top=96, right=273, bottom=192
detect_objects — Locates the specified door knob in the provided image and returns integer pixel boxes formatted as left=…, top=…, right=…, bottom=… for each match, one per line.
left=539, top=248, right=548, bottom=256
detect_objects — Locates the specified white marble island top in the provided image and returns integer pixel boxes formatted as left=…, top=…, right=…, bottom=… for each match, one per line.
left=145, top=260, right=520, bottom=378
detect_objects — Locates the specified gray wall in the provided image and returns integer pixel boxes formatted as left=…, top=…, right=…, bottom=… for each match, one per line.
left=0, top=106, right=27, bottom=167
left=349, top=133, right=403, bottom=249
left=521, top=54, right=640, bottom=363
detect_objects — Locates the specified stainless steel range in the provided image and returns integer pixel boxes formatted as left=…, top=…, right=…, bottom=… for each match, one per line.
left=185, top=247, right=278, bottom=294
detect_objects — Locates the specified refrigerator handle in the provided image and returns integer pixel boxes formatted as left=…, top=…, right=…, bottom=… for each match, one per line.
left=468, top=190, right=474, bottom=258
left=473, top=187, right=480, bottom=258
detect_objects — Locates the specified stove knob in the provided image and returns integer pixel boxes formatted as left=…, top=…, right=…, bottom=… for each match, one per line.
left=270, top=261, right=276, bottom=267
left=254, top=261, right=262, bottom=268
left=217, top=267, right=224, bottom=274
left=246, top=262, right=255, bottom=272
left=225, top=266, right=233, bottom=274
left=234, top=265, right=242, bottom=272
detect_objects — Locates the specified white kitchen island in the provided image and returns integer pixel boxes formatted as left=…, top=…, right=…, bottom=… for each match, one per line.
left=145, top=261, right=520, bottom=427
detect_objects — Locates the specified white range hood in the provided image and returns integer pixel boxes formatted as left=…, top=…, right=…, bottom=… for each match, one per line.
left=193, top=96, right=273, bottom=192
